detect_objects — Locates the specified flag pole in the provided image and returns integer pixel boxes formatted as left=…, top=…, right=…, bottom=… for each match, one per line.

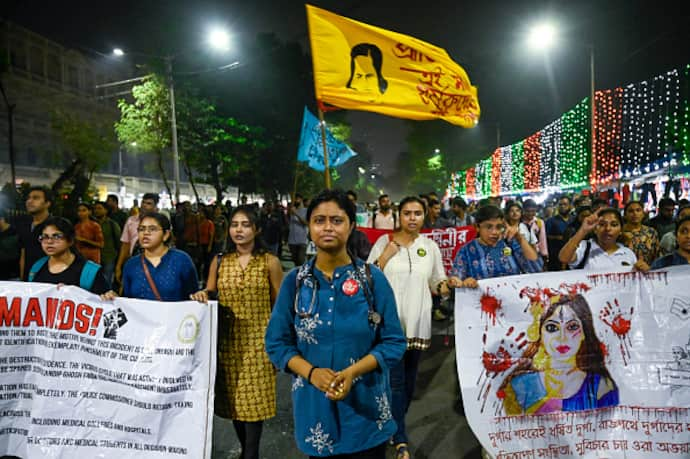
left=292, top=155, right=300, bottom=201
left=317, top=107, right=331, bottom=189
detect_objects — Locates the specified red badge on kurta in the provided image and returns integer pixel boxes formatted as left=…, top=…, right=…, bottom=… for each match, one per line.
left=342, top=278, right=360, bottom=296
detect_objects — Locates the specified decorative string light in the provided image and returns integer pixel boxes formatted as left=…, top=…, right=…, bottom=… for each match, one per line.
left=491, top=148, right=502, bottom=196
left=524, top=132, right=541, bottom=191
left=448, top=64, right=690, bottom=195
left=499, top=146, right=513, bottom=194
left=466, top=167, right=476, bottom=199
left=560, top=99, right=590, bottom=188
left=511, top=142, right=525, bottom=193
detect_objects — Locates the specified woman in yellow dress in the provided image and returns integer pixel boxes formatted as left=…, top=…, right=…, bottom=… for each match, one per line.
left=191, top=205, right=283, bottom=459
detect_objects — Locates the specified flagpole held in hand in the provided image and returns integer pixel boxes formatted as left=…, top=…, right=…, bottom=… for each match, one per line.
left=318, top=107, right=331, bottom=189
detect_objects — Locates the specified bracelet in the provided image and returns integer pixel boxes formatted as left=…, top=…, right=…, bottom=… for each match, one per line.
left=307, top=366, right=318, bottom=384
left=436, top=280, right=448, bottom=294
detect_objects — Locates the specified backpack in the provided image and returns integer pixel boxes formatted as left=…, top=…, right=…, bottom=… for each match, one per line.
left=28, top=256, right=101, bottom=291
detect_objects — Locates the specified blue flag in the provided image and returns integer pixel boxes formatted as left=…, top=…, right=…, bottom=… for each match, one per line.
left=297, top=107, right=356, bottom=171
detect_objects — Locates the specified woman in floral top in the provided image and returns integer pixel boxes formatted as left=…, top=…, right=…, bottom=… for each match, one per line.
left=266, top=189, right=406, bottom=458
left=622, top=201, right=659, bottom=268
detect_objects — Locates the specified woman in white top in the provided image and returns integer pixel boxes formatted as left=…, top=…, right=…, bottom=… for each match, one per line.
left=559, top=207, right=647, bottom=272
left=504, top=201, right=538, bottom=247
left=367, top=196, right=449, bottom=459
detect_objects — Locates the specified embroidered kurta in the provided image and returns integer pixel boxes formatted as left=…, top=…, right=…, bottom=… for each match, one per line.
left=451, top=238, right=543, bottom=281
left=216, top=252, right=276, bottom=421
left=265, top=259, right=406, bottom=457
left=367, top=234, right=446, bottom=350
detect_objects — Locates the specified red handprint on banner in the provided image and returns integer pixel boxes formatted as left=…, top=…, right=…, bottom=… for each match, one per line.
left=599, top=299, right=633, bottom=365
left=479, top=327, right=529, bottom=414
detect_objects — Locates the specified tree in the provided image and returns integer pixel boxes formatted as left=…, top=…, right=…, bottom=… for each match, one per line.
left=115, top=76, right=175, bottom=200
left=50, top=110, right=117, bottom=218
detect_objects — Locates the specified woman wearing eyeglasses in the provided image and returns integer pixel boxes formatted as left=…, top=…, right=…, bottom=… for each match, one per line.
left=114, top=212, right=198, bottom=301
left=266, top=189, right=406, bottom=459
left=448, top=205, right=543, bottom=289
left=28, top=216, right=108, bottom=294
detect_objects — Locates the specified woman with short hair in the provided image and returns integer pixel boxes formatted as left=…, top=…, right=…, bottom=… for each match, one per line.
left=28, top=216, right=108, bottom=294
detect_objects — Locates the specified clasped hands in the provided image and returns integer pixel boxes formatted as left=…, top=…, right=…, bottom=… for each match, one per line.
left=309, top=367, right=355, bottom=401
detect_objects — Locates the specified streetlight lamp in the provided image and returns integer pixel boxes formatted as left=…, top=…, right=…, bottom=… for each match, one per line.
left=111, top=26, right=233, bottom=204
left=527, top=21, right=596, bottom=187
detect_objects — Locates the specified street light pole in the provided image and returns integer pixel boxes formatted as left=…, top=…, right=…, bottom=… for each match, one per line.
left=166, top=57, right=181, bottom=204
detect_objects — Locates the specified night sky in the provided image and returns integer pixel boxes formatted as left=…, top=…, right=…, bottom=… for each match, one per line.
left=6, top=0, right=690, bottom=175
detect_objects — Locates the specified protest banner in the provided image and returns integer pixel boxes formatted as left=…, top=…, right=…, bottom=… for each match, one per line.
left=0, top=281, right=216, bottom=459
left=455, top=266, right=690, bottom=458
left=359, top=225, right=476, bottom=275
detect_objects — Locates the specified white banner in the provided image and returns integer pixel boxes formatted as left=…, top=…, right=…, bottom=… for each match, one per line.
left=455, top=266, right=690, bottom=458
left=0, top=281, right=216, bottom=459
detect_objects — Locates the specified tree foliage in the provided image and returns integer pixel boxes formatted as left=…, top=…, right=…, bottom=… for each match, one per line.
left=50, top=110, right=117, bottom=218
left=115, top=76, right=175, bottom=199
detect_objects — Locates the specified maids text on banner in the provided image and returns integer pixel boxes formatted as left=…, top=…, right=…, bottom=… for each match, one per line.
left=297, top=106, right=357, bottom=171
left=359, top=225, right=476, bottom=275
left=0, top=281, right=217, bottom=459
left=455, top=266, right=690, bottom=458
left=306, top=4, right=480, bottom=127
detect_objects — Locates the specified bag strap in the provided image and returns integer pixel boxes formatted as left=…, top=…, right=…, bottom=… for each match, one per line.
left=140, top=254, right=162, bottom=301
left=79, top=260, right=101, bottom=290
left=575, top=240, right=592, bottom=270
left=28, top=256, right=49, bottom=282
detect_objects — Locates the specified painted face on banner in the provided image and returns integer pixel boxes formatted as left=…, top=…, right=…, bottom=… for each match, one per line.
left=541, top=305, right=584, bottom=364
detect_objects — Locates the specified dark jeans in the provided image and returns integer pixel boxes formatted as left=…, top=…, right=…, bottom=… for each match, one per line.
left=309, top=442, right=386, bottom=459
left=232, top=420, right=263, bottom=459
left=390, top=349, right=422, bottom=445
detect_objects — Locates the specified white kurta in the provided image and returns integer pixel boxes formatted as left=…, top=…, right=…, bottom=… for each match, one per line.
left=368, top=233, right=447, bottom=350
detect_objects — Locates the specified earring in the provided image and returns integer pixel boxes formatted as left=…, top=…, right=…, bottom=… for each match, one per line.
left=533, top=344, right=550, bottom=371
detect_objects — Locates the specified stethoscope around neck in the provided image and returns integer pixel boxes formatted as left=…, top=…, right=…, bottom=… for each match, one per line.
left=293, top=256, right=380, bottom=327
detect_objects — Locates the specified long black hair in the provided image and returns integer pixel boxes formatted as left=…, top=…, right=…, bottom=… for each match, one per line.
left=226, top=205, right=268, bottom=256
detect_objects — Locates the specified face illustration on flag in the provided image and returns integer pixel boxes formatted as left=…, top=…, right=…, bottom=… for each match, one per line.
left=306, top=4, right=480, bottom=127
left=297, top=107, right=357, bottom=171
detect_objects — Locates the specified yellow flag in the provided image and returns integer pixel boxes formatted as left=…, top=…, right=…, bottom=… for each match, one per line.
left=306, top=4, right=480, bottom=127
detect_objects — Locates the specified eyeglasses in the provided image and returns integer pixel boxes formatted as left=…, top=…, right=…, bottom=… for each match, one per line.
left=38, top=233, right=66, bottom=242
left=137, top=225, right=162, bottom=233
left=479, top=223, right=506, bottom=233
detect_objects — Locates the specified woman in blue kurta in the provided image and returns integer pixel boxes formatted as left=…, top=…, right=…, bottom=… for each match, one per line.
left=448, top=205, right=543, bottom=287
left=119, top=212, right=198, bottom=301
left=265, top=189, right=406, bottom=458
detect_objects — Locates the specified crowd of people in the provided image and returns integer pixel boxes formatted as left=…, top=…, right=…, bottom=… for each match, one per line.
left=1, top=184, right=689, bottom=459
